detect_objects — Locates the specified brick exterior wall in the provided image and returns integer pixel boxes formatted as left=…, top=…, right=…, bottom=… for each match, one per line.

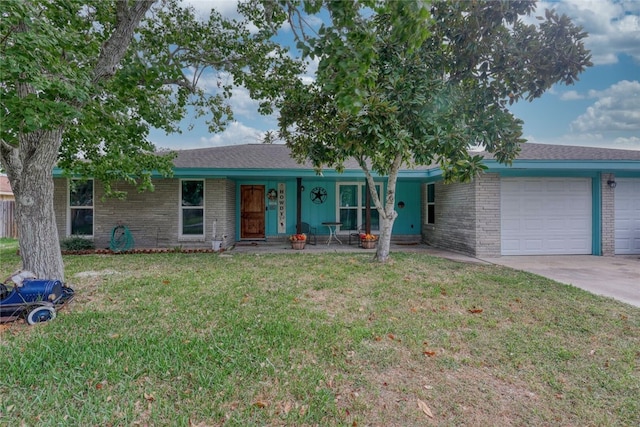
left=423, top=180, right=478, bottom=255
left=209, top=179, right=236, bottom=249
left=474, top=173, right=501, bottom=257
left=601, top=173, right=615, bottom=256
left=53, top=178, right=67, bottom=241
left=54, top=178, right=236, bottom=250
left=422, top=173, right=501, bottom=257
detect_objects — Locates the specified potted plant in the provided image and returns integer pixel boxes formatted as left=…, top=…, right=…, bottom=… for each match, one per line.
left=360, top=233, right=378, bottom=249
left=289, top=233, right=307, bottom=250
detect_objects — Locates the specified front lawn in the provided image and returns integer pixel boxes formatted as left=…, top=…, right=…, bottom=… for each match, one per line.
left=1, top=244, right=638, bottom=426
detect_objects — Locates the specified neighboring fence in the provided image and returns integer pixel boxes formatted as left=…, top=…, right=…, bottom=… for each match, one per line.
left=0, top=200, right=18, bottom=238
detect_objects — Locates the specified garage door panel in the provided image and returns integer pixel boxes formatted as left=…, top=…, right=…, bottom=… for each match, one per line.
left=546, top=239, right=566, bottom=250
left=523, top=239, right=543, bottom=251
left=568, top=238, right=591, bottom=250
left=502, top=239, right=522, bottom=251
left=501, top=178, right=592, bottom=255
left=546, top=219, right=566, bottom=230
left=523, top=219, right=544, bottom=230
left=502, top=219, right=521, bottom=232
left=615, top=179, right=640, bottom=254
left=523, top=201, right=544, bottom=212
left=569, top=218, right=591, bottom=230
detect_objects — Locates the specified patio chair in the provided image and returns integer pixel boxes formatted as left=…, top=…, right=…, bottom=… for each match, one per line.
left=298, top=222, right=317, bottom=245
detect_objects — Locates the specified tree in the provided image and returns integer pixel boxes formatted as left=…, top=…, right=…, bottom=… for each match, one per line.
left=0, top=0, right=299, bottom=280
left=275, top=0, right=592, bottom=262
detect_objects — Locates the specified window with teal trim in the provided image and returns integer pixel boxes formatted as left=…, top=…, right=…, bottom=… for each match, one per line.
left=426, top=184, right=435, bottom=225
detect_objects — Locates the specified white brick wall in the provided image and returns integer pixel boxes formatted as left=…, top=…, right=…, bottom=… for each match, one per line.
left=474, top=174, right=501, bottom=257
left=54, top=178, right=236, bottom=249
left=423, top=179, right=478, bottom=255
left=422, top=173, right=501, bottom=257
left=601, top=173, right=615, bottom=256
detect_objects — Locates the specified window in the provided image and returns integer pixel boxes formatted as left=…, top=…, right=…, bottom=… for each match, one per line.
left=69, top=179, right=93, bottom=236
left=426, top=183, right=435, bottom=225
left=180, top=180, right=204, bottom=236
left=337, top=183, right=380, bottom=231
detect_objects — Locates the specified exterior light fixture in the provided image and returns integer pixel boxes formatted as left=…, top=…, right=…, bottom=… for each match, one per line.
left=607, top=180, right=617, bottom=189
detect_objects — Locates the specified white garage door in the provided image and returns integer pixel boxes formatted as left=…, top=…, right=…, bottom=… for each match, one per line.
left=615, top=178, right=640, bottom=255
left=501, top=178, right=592, bottom=255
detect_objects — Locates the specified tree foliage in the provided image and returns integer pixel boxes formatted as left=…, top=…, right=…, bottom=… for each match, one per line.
left=274, top=0, right=592, bottom=262
left=2, top=0, right=299, bottom=196
left=0, top=0, right=300, bottom=279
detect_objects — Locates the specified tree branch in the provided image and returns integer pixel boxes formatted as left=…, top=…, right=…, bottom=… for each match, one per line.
left=93, top=1, right=156, bottom=84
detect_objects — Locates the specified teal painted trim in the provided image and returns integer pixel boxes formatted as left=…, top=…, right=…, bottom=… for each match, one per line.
left=612, top=171, right=640, bottom=178
left=172, top=168, right=436, bottom=179
left=592, top=175, right=602, bottom=256
left=54, top=166, right=440, bottom=179
left=497, top=169, right=599, bottom=178
left=52, top=167, right=167, bottom=179
left=54, top=159, right=640, bottom=180
left=486, top=159, right=640, bottom=172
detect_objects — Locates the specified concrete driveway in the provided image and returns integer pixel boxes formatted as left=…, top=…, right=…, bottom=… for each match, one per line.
left=481, top=255, right=640, bottom=307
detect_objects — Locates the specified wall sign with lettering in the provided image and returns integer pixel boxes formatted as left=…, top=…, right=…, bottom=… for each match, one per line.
left=277, top=182, right=286, bottom=234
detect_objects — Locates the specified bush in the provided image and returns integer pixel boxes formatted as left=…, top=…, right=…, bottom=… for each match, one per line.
left=60, top=236, right=95, bottom=251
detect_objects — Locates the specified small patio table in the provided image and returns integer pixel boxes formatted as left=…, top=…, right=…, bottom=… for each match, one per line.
left=322, top=222, right=342, bottom=245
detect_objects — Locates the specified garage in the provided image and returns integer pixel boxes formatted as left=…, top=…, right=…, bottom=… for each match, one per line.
left=615, top=178, right=640, bottom=254
left=501, top=177, right=592, bottom=255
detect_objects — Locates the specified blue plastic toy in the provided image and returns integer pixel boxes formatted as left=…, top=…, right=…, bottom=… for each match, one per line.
left=0, top=271, right=75, bottom=325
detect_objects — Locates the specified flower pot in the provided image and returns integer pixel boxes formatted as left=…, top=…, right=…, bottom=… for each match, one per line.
left=291, top=241, right=306, bottom=250
left=361, top=240, right=377, bottom=249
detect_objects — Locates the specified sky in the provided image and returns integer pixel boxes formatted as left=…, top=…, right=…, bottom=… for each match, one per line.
left=149, top=0, right=640, bottom=152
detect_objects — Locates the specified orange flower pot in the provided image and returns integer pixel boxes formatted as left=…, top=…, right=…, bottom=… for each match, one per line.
left=291, top=241, right=306, bottom=250
left=361, top=240, right=376, bottom=249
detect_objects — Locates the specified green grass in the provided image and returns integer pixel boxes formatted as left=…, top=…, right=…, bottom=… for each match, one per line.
left=1, top=240, right=638, bottom=426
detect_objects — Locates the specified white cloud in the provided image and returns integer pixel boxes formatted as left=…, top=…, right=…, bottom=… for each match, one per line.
left=613, top=135, right=640, bottom=148
left=180, top=0, right=240, bottom=20
left=559, top=90, right=584, bottom=101
left=536, top=0, right=640, bottom=65
left=571, top=80, right=640, bottom=132
left=198, top=121, right=268, bottom=147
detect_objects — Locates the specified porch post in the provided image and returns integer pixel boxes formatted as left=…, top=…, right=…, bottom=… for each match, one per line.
left=296, top=177, right=302, bottom=234
left=365, top=181, right=371, bottom=235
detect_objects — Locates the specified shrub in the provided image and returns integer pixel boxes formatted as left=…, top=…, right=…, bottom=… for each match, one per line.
left=60, top=236, right=95, bottom=251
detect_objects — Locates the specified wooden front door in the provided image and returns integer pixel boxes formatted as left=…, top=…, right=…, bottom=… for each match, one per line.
left=240, top=185, right=265, bottom=239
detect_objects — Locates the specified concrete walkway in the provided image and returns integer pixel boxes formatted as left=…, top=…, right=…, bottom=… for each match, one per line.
left=481, top=255, right=640, bottom=308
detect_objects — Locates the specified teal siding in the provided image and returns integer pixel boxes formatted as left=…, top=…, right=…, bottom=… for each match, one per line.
left=235, top=178, right=422, bottom=240
left=392, top=181, right=422, bottom=235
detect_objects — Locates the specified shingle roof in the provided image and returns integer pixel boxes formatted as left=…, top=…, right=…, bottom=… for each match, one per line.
left=480, top=143, right=640, bottom=161
left=173, top=144, right=363, bottom=169
left=172, top=142, right=640, bottom=170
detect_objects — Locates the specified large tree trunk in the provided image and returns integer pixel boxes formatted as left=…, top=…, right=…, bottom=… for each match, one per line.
left=369, top=154, right=401, bottom=263
left=0, top=1, right=156, bottom=282
left=2, top=130, right=65, bottom=281
left=374, top=210, right=397, bottom=262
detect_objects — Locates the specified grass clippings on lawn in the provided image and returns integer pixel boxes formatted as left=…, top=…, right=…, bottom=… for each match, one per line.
left=0, top=243, right=638, bottom=426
